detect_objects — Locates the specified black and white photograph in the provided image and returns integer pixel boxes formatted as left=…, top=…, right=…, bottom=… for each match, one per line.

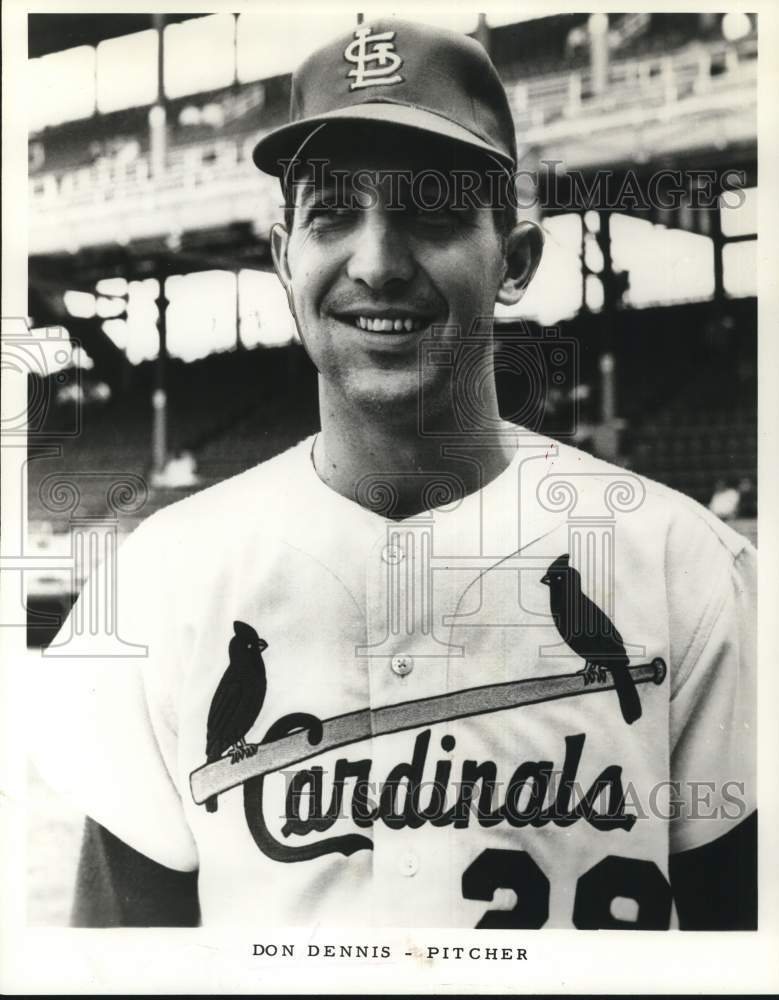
left=1, top=1, right=776, bottom=994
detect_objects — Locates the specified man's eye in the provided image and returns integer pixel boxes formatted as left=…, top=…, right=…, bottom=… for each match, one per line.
left=308, top=204, right=354, bottom=224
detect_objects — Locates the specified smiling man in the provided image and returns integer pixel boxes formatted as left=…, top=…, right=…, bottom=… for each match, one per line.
left=36, top=18, right=756, bottom=931
left=267, top=127, right=543, bottom=517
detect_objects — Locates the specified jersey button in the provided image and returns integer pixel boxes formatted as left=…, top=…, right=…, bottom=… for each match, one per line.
left=381, top=544, right=404, bottom=565
left=391, top=655, right=413, bottom=677
left=398, top=852, right=419, bottom=877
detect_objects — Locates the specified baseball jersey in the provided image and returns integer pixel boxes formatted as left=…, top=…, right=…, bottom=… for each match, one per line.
left=31, top=428, right=756, bottom=928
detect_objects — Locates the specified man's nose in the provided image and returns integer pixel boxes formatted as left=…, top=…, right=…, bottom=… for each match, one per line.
left=345, top=210, right=415, bottom=291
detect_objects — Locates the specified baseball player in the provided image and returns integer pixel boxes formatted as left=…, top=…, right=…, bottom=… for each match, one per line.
left=33, top=18, right=756, bottom=929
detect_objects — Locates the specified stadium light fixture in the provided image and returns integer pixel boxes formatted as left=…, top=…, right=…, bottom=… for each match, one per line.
left=95, top=277, right=128, bottom=297
left=63, top=291, right=96, bottom=319
left=721, top=12, right=751, bottom=42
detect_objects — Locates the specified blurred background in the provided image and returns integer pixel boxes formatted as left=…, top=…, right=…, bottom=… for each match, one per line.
left=24, top=9, right=757, bottom=923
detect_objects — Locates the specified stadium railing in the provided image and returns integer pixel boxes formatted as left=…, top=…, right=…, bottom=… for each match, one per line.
left=29, top=35, right=757, bottom=256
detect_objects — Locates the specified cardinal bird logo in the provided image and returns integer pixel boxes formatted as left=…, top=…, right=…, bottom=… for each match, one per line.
left=541, top=554, right=642, bottom=724
left=204, top=621, right=268, bottom=812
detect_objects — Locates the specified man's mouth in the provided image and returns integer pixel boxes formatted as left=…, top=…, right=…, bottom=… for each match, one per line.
left=356, top=316, right=428, bottom=333
left=334, top=312, right=433, bottom=334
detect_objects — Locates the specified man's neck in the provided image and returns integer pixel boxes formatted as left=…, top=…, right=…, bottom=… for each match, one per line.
left=313, top=384, right=518, bottom=519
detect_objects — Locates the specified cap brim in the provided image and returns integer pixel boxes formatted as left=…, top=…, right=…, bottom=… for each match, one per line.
left=252, top=103, right=515, bottom=176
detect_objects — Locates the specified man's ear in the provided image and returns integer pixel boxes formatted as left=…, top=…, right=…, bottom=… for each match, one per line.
left=497, top=221, right=544, bottom=306
left=271, top=221, right=300, bottom=323
left=270, top=222, right=292, bottom=291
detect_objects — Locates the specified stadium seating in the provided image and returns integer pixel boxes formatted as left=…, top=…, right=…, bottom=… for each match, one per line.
left=27, top=342, right=318, bottom=530
left=627, top=405, right=756, bottom=506
left=619, top=299, right=756, bottom=506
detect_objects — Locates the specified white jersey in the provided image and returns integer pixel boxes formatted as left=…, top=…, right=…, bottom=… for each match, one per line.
left=32, top=431, right=756, bottom=928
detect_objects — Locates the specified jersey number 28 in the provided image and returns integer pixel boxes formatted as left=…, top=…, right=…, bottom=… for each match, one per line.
left=462, top=848, right=673, bottom=928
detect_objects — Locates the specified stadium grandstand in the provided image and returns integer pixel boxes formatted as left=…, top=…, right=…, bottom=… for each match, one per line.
left=25, top=10, right=757, bottom=647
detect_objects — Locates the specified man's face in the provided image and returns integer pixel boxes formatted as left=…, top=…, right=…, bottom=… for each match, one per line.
left=272, top=137, right=509, bottom=421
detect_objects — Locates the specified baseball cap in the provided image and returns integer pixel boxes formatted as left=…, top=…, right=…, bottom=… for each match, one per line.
left=252, top=18, right=517, bottom=176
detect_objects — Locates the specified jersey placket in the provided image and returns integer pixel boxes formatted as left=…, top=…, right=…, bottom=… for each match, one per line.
left=361, top=513, right=460, bottom=925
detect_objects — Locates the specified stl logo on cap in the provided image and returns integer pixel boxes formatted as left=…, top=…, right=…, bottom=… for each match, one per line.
left=344, top=25, right=404, bottom=91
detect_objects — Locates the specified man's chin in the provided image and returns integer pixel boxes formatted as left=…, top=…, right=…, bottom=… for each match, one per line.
left=320, top=361, right=459, bottom=423
left=347, top=374, right=426, bottom=416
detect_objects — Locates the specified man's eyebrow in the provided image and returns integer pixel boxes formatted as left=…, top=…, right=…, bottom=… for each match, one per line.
left=296, top=180, right=347, bottom=208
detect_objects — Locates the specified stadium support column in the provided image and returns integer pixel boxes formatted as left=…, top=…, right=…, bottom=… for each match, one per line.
left=712, top=198, right=725, bottom=302
left=232, top=12, right=239, bottom=86
left=153, top=273, right=169, bottom=480
left=235, top=270, right=242, bottom=350
left=588, top=14, right=609, bottom=96
left=150, top=13, right=169, bottom=481
left=474, top=14, right=490, bottom=56
left=597, top=352, right=618, bottom=452
left=149, top=14, right=167, bottom=179
left=599, top=210, right=615, bottom=311
left=594, top=211, right=620, bottom=463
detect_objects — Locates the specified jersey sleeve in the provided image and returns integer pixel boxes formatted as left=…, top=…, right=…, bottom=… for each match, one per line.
left=71, top=817, right=200, bottom=926
left=667, top=518, right=757, bottom=855
left=29, top=516, right=199, bottom=872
